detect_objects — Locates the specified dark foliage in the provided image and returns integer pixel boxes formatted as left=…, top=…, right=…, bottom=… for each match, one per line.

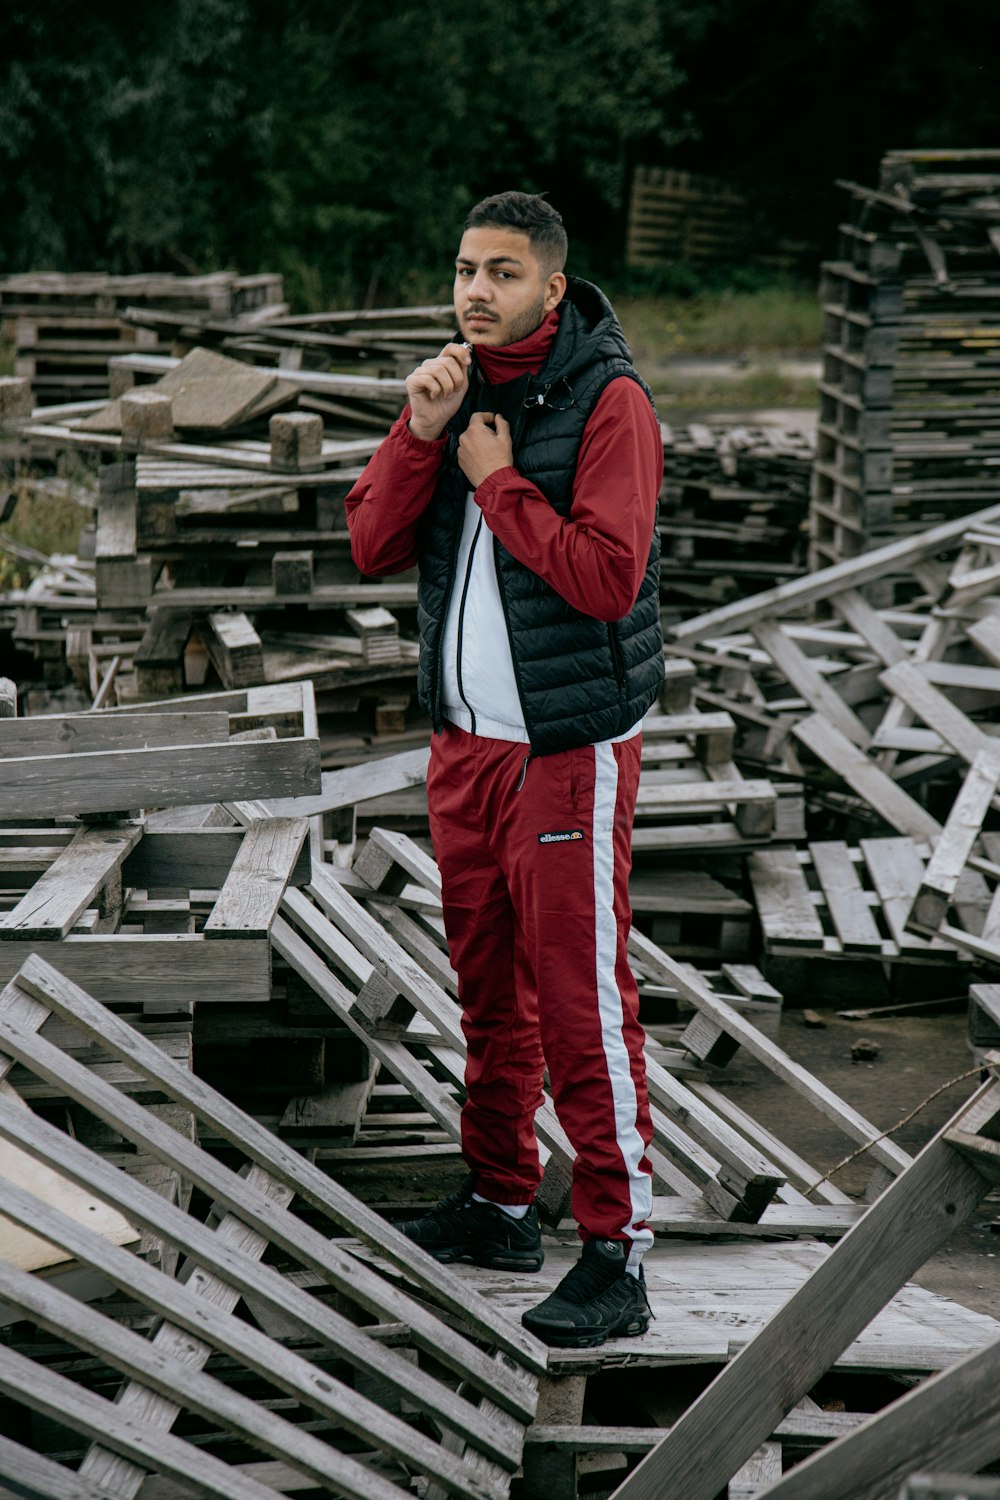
left=1, top=1, right=997, bottom=305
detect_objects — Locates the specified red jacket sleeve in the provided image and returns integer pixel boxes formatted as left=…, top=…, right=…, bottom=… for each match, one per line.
left=345, top=408, right=446, bottom=575
left=473, top=377, right=663, bottom=621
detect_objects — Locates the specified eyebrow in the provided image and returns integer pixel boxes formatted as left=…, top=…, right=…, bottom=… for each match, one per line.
left=455, top=254, right=525, bottom=268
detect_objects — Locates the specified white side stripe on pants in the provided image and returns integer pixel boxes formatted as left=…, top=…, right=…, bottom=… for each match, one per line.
left=591, top=741, right=653, bottom=1262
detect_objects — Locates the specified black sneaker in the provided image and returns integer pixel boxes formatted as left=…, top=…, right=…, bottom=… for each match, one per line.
left=521, top=1238, right=652, bottom=1348
left=396, top=1177, right=544, bottom=1271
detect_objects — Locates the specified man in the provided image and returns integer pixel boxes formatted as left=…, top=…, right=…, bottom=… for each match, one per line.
left=346, top=191, right=663, bottom=1348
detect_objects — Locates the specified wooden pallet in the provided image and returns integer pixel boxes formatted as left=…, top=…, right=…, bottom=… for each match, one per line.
left=0, top=953, right=540, bottom=1499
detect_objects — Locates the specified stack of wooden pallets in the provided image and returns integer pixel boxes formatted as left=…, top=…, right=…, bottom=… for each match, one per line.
left=811, top=149, right=1000, bottom=578
left=0, top=270, right=285, bottom=405
left=660, top=421, right=815, bottom=617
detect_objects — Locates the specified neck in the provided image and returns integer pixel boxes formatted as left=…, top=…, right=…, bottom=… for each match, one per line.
left=474, top=308, right=559, bottom=384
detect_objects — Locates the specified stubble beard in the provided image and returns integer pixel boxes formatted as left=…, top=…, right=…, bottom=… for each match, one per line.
left=463, top=291, right=548, bottom=348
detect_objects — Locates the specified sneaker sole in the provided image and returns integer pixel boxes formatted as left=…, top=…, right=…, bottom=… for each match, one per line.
left=522, top=1310, right=650, bottom=1348
left=425, top=1243, right=544, bottom=1272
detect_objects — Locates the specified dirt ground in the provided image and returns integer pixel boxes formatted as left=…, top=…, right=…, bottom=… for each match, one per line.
left=712, top=988, right=1000, bottom=1319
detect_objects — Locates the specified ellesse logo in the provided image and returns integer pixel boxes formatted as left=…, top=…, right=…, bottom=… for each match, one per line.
left=537, top=830, right=584, bottom=844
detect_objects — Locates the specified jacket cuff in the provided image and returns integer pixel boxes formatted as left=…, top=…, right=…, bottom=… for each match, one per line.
left=475, top=465, right=521, bottom=504
left=398, top=414, right=449, bottom=450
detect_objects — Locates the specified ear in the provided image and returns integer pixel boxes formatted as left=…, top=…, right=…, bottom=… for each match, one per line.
left=544, top=271, right=567, bottom=313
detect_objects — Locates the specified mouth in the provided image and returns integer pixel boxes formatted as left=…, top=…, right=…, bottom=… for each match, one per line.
left=464, top=311, right=498, bottom=327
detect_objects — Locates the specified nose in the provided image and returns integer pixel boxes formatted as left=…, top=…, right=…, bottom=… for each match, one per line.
left=466, top=268, right=493, bottom=301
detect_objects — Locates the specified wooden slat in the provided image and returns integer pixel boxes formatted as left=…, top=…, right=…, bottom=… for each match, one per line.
left=203, top=817, right=308, bottom=939
left=0, top=711, right=230, bottom=757
left=748, top=849, right=826, bottom=948
left=0, top=736, right=321, bottom=819
left=610, top=1080, right=1000, bottom=1500
left=793, top=713, right=942, bottom=841
left=808, top=841, right=884, bottom=953
left=9, top=954, right=544, bottom=1390
left=908, top=750, right=1000, bottom=933
left=0, top=822, right=141, bottom=941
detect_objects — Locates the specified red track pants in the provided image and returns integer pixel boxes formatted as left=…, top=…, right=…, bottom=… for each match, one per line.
left=427, top=722, right=654, bottom=1258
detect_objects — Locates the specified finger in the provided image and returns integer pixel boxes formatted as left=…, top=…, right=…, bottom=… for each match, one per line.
left=492, top=413, right=510, bottom=431
left=440, top=341, right=474, bottom=366
left=469, top=411, right=497, bottom=430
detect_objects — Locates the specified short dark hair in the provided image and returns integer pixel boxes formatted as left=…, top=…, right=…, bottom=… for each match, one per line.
left=464, top=191, right=568, bottom=275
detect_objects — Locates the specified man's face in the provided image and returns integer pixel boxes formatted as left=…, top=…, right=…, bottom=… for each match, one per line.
left=454, top=226, right=566, bottom=347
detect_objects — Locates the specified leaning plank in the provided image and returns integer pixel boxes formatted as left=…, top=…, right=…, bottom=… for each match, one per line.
left=627, top=927, right=912, bottom=1178
left=0, top=1088, right=520, bottom=1476
left=0, top=1343, right=289, bottom=1500
left=0, top=1436, right=125, bottom=1500
left=751, top=619, right=871, bottom=750
left=752, top=1333, right=1000, bottom=1498
left=0, top=1173, right=506, bottom=1500
left=203, top=817, right=308, bottom=938
left=0, top=736, right=321, bottom=819
left=879, top=660, right=993, bottom=766
left=8, top=953, right=544, bottom=1387
left=250, top=746, right=431, bottom=819
left=671, top=500, right=1000, bottom=644
left=0, top=1261, right=411, bottom=1500
left=793, top=713, right=942, bottom=840
left=907, top=750, right=1000, bottom=934
left=0, top=821, right=142, bottom=940
left=610, top=1076, right=1000, bottom=1500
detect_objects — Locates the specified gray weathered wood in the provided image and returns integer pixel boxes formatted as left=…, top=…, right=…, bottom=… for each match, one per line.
left=809, top=841, right=883, bottom=953
left=0, top=821, right=141, bottom=941
left=751, top=1332, right=1000, bottom=1498
left=908, top=750, right=1000, bottom=933
left=793, top=713, right=942, bottom=840
left=671, top=500, right=1000, bottom=644
left=9, top=953, right=544, bottom=1388
left=0, top=712, right=227, bottom=758
left=0, top=934, right=270, bottom=1004
left=609, top=1079, right=1000, bottom=1500
left=203, top=817, right=308, bottom=938
left=245, top=747, right=430, bottom=819
left=751, top=619, right=871, bottom=750
left=0, top=734, right=321, bottom=818
left=748, top=848, right=826, bottom=948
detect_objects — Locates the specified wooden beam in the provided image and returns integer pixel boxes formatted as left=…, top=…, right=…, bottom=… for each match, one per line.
left=610, top=1080, right=1000, bottom=1500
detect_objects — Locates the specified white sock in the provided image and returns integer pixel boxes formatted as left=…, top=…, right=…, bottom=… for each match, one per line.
left=472, top=1193, right=531, bottom=1220
left=624, top=1263, right=641, bottom=1279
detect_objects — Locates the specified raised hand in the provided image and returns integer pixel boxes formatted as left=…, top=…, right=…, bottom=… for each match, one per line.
left=405, top=342, right=473, bottom=440
left=458, top=411, right=514, bottom=489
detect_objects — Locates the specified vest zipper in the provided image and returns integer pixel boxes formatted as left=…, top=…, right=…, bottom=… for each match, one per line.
left=454, top=512, right=484, bottom=734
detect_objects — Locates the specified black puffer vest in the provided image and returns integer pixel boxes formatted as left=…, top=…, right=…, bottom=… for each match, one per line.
left=416, top=277, right=664, bottom=756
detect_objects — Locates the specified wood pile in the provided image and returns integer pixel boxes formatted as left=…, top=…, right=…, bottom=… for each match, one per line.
left=811, top=149, right=1000, bottom=579
left=660, top=421, right=815, bottom=619
left=0, top=270, right=285, bottom=405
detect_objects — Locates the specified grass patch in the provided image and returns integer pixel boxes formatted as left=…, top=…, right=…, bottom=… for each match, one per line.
left=651, top=363, right=820, bottom=414
left=615, top=285, right=821, bottom=362
left=0, top=474, right=94, bottom=590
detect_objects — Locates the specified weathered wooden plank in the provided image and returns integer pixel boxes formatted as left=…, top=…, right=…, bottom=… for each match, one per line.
left=0, top=1340, right=288, bottom=1500
left=861, top=839, right=950, bottom=954
left=610, top=1080, right=1000, bottom=1500
left=0, top=1086, right=520, bottom=1473
left=0, top=711, right=230, bottom=757
left=750, top=1333, right=1000, bottom=1498
left=830, top=588, right=910, bottom=666
left=10, top=954, right=545, bottom=1389
left=0, top=735, right=321, bottom=819
left=672, top=501, right=1000, bottom=644
left=880, top=660, right=992, bottom=765
left=0, top=822, right=142, bottom=941
left=751, top=619, right=871, bottom=750
left=627, top=928, right=912, bottom=1176
left=748, top=849, right=825, bottom=948
left=203, top=817, right=308, bottom=939
left=808, top=842, right=884, bottom=953
left=0, top=936, right=270, bottom=1004
left=122, top=826, right=310, bottom=890
left=256, top=747, right=431, bottom=819
left=793, top=714, right=942, bottom=840
left=908, top=749, right=1000, bottom=933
